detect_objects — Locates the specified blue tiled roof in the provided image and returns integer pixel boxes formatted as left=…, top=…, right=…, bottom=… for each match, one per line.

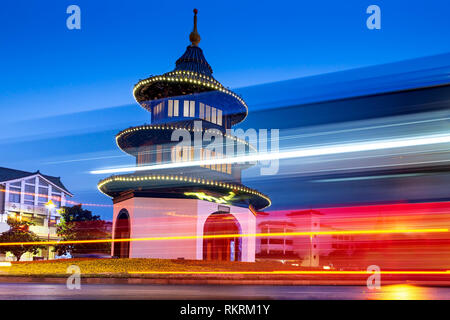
left=174, top=45, right=213, bottom=76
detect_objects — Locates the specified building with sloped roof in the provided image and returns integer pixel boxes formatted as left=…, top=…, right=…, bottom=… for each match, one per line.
left=0, top=167, right=72, bottom=261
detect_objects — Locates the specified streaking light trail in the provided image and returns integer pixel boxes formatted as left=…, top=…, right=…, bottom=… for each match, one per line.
left=90, top=133, right=450, bottom=174
left=0, top=228, right=446, bottom=246
left=128, top=270, right=450, bottom=275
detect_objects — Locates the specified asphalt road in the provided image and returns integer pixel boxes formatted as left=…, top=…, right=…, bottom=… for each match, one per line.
left=0, top=283, right=449, bottom=299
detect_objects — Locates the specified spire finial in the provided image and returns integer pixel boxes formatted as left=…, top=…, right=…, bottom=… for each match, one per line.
left=189, top=8, right=201, bottom=46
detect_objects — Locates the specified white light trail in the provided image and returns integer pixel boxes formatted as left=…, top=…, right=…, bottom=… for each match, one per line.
left=90, top=133, right=450, bottom=175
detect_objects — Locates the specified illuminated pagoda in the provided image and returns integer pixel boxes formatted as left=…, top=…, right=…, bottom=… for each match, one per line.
left=98, top=9, right=270, bottom=262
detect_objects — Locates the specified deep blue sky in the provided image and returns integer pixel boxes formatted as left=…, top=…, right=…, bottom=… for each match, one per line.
left=1, top=1, right=449, bottom=219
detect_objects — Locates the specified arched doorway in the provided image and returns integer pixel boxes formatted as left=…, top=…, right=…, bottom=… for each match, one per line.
left=113, top=209, right=130, bottom=258
left=203, top=213, right=242, bottom=261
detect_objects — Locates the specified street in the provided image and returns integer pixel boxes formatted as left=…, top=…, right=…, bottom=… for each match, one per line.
left=0, top=283, right=449, bottom=300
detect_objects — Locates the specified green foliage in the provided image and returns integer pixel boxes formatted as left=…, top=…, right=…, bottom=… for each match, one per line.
left=0, top=218, right=44, bottom=261
left=55, top=205, right=111, bottom=256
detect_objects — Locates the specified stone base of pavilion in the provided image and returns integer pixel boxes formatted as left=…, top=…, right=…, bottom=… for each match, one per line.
left=111, top=197, right=256, bottom=262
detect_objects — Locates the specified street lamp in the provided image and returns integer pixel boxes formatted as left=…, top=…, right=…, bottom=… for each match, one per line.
left=45, top=200, right=56, bottom=260
left=45, top=200, right=56, bottom=210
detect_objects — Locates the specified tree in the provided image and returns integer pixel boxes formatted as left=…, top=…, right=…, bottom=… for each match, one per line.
left=55, top=205, right=110, bottom=256
left=0, top=218, right=44, bottom=261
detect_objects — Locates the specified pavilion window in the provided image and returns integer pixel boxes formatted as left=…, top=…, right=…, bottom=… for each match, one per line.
left=205, top=149, right=211, bottom=168
left=190, top=146, right=195, bottom=161
left=211, top=107, right=217, bottom=124
left=156, top=145, right=162, bottom=163
left=173, top=100, right=179, bottom=116
left=210, top=151, right=216, bottom=170
left=183, top=100, right=189, bottom=117
left=205, top=105, right=211, bottom=121
left=199, top=103, right=204, bottom=119
left=182, top=146, right=189, bottom=161
left=154, top=102, right=164, bottom=120
left=200, top=149, right=204, bottom=167
left=144, top=147, right=151, bottom=164
left=171, top=146, right=182, bottom=162
left=217, top=109, right=222, bottom=125
left=168, top=100, right=173, bottom=117
left=159, top=102, right=164, bottom=119
left=137, top=152, right=144, bottom=166
left=189, top=101, right=195, bottom=117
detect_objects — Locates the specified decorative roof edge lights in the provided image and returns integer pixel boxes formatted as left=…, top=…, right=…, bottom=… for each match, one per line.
left=97, top=173, right=271, bottom=209
left=132, top=70, right=249, bottom=123
left=115, top=124, right=257, bottom=153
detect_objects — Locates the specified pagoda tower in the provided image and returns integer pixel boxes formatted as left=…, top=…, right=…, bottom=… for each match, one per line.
left=98, top=9, right=270, bottom=262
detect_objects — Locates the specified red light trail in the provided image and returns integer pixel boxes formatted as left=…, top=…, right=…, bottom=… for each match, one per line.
left=0, top=227, right=446, bottom=246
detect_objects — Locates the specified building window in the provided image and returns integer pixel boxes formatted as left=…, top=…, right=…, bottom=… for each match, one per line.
left=25, top=178, right=35, bottom=184
left=38, top=186, right=48, bottom=205
left=52, top=193, right=61, bottom=208
left=24, top=184, right=35, bottom=205
left=38, top=178, right=49, bottom=187
left=9, top=186, right=21, bottom=203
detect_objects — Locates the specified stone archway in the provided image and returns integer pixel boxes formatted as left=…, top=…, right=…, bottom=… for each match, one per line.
left=203, top=213, right=242, bottom=261
left=113, top=209, right=130, bottom=258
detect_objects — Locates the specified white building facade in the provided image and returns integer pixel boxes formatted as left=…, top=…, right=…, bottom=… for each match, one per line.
left=0, top=167, right=72, bottom=261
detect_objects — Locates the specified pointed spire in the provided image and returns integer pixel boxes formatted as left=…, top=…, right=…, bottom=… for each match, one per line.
left=189, top=8, right=201, bottom=46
